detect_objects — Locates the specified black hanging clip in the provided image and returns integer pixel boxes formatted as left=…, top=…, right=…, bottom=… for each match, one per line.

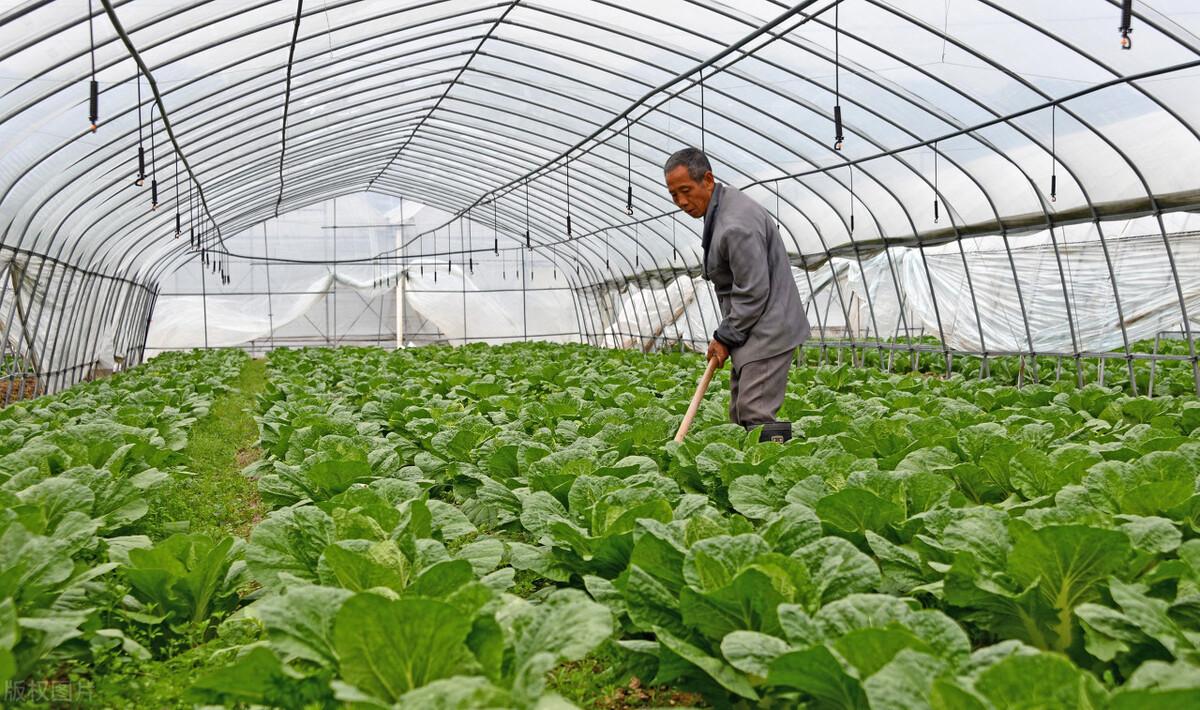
left=1120, top=0, right=1133, bottom=49
left=89, top=80, right=99, bottom=132
left=834, top=105, right=844, bottom=151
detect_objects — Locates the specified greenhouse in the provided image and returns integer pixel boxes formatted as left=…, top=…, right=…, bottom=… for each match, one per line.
left=2, top=0, right=1200, bottom=707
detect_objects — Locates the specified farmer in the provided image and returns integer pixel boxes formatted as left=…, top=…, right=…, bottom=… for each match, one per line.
left=664, top=147, right=810, bottom=432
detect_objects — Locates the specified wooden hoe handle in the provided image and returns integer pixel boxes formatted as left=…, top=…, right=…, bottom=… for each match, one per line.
left=674, top=357, right=720, bottom=443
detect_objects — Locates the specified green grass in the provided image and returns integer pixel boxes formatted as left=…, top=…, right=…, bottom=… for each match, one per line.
left=547, top=643, right=708, bottom=709
left=53, top=620, right=263, bottom=710
left=147, top=357, right=266, bottom=540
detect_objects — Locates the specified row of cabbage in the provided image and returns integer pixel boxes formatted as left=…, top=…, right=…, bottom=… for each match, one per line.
left=0, top=349, right=248, bottom=687
left=192, top=343, right=1200, bottom=709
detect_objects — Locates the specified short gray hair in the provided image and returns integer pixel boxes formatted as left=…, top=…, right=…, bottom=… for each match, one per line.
left=663, top=147, right=711, bottom=182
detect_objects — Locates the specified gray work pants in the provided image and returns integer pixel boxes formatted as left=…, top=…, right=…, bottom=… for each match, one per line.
left=728, top=348, right=793, bottom=428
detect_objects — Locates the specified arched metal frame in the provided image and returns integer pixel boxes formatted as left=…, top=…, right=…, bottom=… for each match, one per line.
left=1, top=0, right=1199, bottom=395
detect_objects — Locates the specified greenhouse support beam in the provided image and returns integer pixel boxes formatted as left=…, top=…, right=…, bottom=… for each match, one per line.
left=1043, top=227, right=1083, bottom=387
left=274, top=0, right=305, bottom=217
left=999, top=232, right=1039, bottom=384
left=368, top=0, right=521, bottom=191
left=1090, top=220, right=1139, bottom=394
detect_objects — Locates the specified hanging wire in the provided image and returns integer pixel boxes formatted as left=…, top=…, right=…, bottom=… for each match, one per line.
left=849, top=164, right=855, bottom=232
left=188, top=183, right=195, bottom=248
left=525, top=180, right=534, bottom=280
left=466, top=209, right=474, bottom=275
left=833, top=1, right=844, bottom=151
left=150, top=102, right=158, bottom=209
left=941, top=0, right=951, bottom=62
left=135, top=66, right=145, bottom=186
left=399, top=194, right=408, bottom=283
left=174, top=154, right=181, bottom=236
left=1050, top=105, right=1058, bottom=203
left=699, top=68, right=705, bottom=153
left=88, top=0, right=99, bottom=131
left=671, top=214, right=678, bottom=262
left=1120, top=0, right=1134, bottom=49
left=625, top=118, right=634, bottom=216
left=565, top=159, right=572, bottom=237
left=634, top=221, right=639, bottom=269
left=933, top=141, right=940, bottom=223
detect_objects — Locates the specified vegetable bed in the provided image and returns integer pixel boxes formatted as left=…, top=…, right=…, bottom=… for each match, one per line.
left=6, top=342, right=1200, bottom=708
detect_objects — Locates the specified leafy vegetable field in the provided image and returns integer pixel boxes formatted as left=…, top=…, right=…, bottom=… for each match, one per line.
left=5, top=342, right=1200, bottom=708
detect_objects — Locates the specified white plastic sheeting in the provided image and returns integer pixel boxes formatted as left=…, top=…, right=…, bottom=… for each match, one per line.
left=582, top=213, right=1200, bottom=357
left=148, top=193, right=582, bottom=351
left=0, top=250, right=140, bottom=378
left=806, top=213, right=1200, bottom=353
left=146, top=270, right=390, bottom=350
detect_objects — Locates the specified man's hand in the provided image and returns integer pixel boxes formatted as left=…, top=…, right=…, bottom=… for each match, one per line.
left=706, top=338, right=730, bottom=368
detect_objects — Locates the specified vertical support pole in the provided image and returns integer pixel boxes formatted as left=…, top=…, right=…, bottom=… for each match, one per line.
left=801, top=266, right=827, bottom=366
left=75, top=273, right=120, bottom=384
left=332, top=197, right=338, bottom=345
left=953, top=239, right=989, bottom=382
left=1093, top=220, right=1138, bottom=395
left=461, top=219, right=468, bottom=346
left=396, top=218, right=405, bottom=348
left=999, top=232, right=1039, bottom=383
left=262, top=223, right=274, bottom=352
left=10, top=256, right=49, bottom=385
left=199, top=245, right=210, bottom=350
left=48, top=269, right=91, bottom=393
left=1045, top=225, right=1082, bottom=387
left=27, top=260, right=64, bottom=392
left=136, top=286, right=158, bottom=366
left=913, top=244, right=948, bottom=374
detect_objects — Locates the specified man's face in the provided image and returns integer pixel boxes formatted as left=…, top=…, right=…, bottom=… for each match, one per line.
left=665, top=165, right=715, bottom=219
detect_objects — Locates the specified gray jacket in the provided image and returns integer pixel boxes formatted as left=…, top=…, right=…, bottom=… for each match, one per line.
left=703, top=183, right=811, bottom=370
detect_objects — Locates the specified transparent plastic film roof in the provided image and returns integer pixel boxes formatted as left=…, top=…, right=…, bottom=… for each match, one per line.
left=2, top=0, right=1200, bottom=391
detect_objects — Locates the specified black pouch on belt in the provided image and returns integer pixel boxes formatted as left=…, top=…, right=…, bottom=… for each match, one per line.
left=759, top=421, right=792, bottom=443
